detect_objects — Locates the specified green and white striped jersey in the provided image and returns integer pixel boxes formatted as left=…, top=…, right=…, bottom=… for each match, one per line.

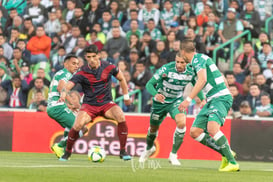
left=151, top=61, right=194, bottom=103
left=160, top=8, right=179, bottom=28
left=47, top=68, right=72, bottom=108
left=191, top=53, right=231, bottom=101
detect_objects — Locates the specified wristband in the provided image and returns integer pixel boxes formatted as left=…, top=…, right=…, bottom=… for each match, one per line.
left=124, top=94, right=130, bottom=100
left=186, top=96, right=192, bottom=102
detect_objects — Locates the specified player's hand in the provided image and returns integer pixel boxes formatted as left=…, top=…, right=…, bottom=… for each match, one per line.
left=200, top=99, right=206, bottom=107
left=124, top=99, right=131, bottom=106
left=178, top=100, right=190, bottom=113
left=155, top=94, right=165, bottom=103
left=58, top=92, right=66, bottom=103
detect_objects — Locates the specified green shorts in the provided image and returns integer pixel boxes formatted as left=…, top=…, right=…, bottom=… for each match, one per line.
left=192, top=95, right=232, bottom=130
left=150, top=98, right=185, bottom=126
left=47, top=104, right=75, bottom=128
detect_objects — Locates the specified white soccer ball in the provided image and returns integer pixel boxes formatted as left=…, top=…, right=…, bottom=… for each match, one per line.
left=88, top=146, right=106, bottom=162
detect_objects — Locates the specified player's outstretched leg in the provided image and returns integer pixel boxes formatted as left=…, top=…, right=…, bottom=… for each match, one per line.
left=52, top=126, right=88, bottom=158
left=214, top=131, right=239, bottom=172
left=219, top=150, right=236, bottom=170
left=118, top=122, right=131, bottom=160
left=139, top=127, right=158, bottom=163
left=169, top=127, right=186, bottom=165
left=59, top=128, right=80, bottom=161
left=51, top=127, right=70, bottom=158
left=139, top=146, right=156, bottom=163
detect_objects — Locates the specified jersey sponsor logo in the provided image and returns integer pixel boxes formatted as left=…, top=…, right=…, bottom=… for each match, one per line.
left=168, top=72, right=192, bottom=81
left=154, top=74, right=160, bottom=80
left=152, top=114, right=160, bottom=121
left=209, top=64, right=218, bottom=72
left=66, top=73, right=71, bottom=78
left=163, top=80, right=184, bottom=90
left=193, top=58, right=198, bottom=64
left=201, top=54, right=210, bottom=60
left=158, top=67, right=167, bottom=75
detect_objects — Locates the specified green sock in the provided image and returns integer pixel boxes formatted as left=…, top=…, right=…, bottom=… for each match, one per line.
left=171, top=127, right=186, bottom=154
left=58, top=128, right=69, bottom=148
left=146, top=128, right=157, bottom=150
left=214, top=131, right=237, bottom=165
left=196, top=132, right=224, bottom=156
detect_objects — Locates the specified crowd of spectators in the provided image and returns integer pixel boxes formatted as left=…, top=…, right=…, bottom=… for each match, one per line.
left=0, top=0, right=273, bottom=118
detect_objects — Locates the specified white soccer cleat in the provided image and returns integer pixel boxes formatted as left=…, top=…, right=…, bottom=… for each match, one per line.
left=168, top=152, right=181, bottom=166
left=139, top=146, right=156, bottom=163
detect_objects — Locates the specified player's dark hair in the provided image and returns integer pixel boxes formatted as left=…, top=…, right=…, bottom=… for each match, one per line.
left=9, top=8, right=17, bottom=12
left=261, top=91, right=270, bottom=97
left=250, top=83, right=260, bottom=90
left=35, top=77, right=44, bottom=81
left=12, top=74, right=21, bottom=80
left=181, top=39, right=195, bottom=53
left=85, top=45, right=98, bottom=54
left=103, top=9, right=111, bottom=14
left=11, top=27, right=20, bottom=32
left=224, top=70, right=235, bottom=77
left=136, top=59, right=145, bottom=66
left=58, top=46, right=65, bottom=50
left=229, top=84, right=238, bottom=90
left=17, top=39, right=26, bottom=43
left=36, top=25, right=44, bottom=30
left=89, top=29, right=98, bottom=35
left=13, top=47, right=22, bottom=51
left=130, top=9, right=138, bottom=14
left=243, top=41, right=252, bottom=46
left=64, top=54, right=78, bottom=62
left=24, top=16, right=32, bottom=22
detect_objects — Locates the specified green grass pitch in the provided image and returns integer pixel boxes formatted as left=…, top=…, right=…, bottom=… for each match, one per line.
left=0, top=151, right=273, bottom=182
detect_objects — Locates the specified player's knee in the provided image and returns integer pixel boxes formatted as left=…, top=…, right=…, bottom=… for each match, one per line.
left=190, top=127, right=201, bottom=139
left=176, top=121, right=185, bottom=129
left=150, top=126, right=159, bottom=133
left=116, top=115, right=126, bottom=123
left=73, top=120, right=85, bottom=131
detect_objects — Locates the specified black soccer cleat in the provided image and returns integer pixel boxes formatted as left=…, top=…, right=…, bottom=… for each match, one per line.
left=119, top=149, right=131, bottom=161
left=59, top=151, right=71, bottom=161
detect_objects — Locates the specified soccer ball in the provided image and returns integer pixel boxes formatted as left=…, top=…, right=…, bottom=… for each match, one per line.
left=88, top=146, right=106, bottom=162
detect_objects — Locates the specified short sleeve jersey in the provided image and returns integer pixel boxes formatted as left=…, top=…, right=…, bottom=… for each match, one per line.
left=70, top=61, right=119, bottom=106
left=160, top=8, right=179, bottom=28
left=191, top=53, right=231, bottom=101
left=152, top=61, right=194, bottom=103
left=47, top=68, right=72, bottom=107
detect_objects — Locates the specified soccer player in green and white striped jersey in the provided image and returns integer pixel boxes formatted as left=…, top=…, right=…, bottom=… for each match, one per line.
left=178, top=39, right=239, bottom=172
left=47, top=55, right=86, bottom=158
left=139, top=53, right=204, bottom=165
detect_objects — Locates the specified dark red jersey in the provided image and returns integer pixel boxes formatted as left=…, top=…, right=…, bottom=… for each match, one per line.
left=70, top=61, right=119, bottom=106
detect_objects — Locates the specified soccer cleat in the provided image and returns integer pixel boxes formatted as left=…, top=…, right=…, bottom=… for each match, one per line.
left=119, top=150, right=131, bottom=161
left=219, top=163, right=240, bottom=172
left=139, top=146, right=156, bottom=163
left=51, top=143, right=64, bottom=158
left=219, top=150, right=237, bottom=170
left=168, top=152, right=181, bottom=166
left=59, top=151, right=71, bottom=161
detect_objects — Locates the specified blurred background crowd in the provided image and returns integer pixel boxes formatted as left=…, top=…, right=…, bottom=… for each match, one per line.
left=0, top=0, right=273, bottom=118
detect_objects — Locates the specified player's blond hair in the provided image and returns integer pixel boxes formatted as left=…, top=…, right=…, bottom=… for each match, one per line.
left=69, top=91, right=81, bottom=101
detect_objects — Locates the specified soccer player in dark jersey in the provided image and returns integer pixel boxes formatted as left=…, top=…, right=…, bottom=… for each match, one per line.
left=59, top=45, right=132, bottom=161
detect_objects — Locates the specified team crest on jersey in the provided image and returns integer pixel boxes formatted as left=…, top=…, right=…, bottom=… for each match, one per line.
left=193, top=58, right=198, bottom=64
